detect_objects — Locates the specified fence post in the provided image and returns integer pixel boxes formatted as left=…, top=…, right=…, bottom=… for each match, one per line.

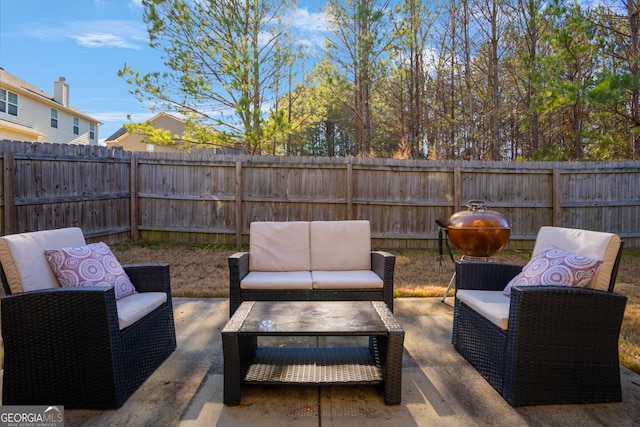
left=3, top=151, right=16, bottom=235
left=235, top=159, right=243, bottom=248
left=453, top=166, right=461, bottom=213
left=552, top=168, right=561, bottom=226
left=347, top=160, right=353, bottom=219
left=130, top=153, right=139, bottom=241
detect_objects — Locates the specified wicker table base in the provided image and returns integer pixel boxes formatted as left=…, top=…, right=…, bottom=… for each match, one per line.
left=222, top=301, right=404, bottom=405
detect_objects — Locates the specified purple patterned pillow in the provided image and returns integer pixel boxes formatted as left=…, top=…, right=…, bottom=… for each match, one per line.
left=503, top=245, right=602, bottom=297
left=45, top=242, right=136, bottom=300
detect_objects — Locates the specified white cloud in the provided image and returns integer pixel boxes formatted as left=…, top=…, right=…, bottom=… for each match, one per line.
left=27, top=20, right=147, bottom=49
left=72, top=32, right=141, bottom=49
left=290, top=8, right=330, bottom=33
left=286, top=7, right=330, bottom=52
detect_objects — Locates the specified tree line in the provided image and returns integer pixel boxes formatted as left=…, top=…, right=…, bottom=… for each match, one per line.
left=119, top=0, right=640, bottom=161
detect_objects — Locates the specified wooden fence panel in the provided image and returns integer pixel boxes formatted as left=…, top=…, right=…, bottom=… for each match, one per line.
left=134, top=153, right=238, bottom=244
left=240, top=159, right=350, bottom=227
left=1, top=141, right=131, bottom=242
left=458, top=164, right=555, bottom=240
left=351, top=163, right=454, bottom=248
left=559, top=164, right=640, bottom=241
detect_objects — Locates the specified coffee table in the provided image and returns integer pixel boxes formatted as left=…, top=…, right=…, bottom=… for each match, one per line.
left=221, top=300, right=404, bottom=405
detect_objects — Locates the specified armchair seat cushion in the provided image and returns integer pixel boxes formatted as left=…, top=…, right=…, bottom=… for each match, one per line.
left=115, top=292, right=167, bottom=330
left=312, top=270, right=383, bottom=289
left=456, top=289, right=510, bottom=330
left=240, top=271, right=313, bottom=290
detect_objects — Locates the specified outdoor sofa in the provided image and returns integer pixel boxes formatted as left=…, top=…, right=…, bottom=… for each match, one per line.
left=228, top=220, right=395, bottom=316
left=0, top=227, right=177, bottom=408
left=452, top=226, right=627, bottom=406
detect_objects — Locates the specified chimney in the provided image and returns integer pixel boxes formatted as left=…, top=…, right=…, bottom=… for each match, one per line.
left=53, top=77, right=69, bottom=107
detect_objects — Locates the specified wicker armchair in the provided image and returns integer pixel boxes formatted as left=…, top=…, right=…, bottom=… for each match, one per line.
left=0, top=228, right=177, bottom=408
left=452, top=226, right=627, bottom=406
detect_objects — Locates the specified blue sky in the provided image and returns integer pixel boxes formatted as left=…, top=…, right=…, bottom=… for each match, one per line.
left=0, top=0, right=329, bottom=143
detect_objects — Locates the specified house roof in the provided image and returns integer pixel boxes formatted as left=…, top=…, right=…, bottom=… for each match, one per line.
left=105, top=126, right=127, bottom=142
left=104, top=112, right=187, bottom=142
left=0, top=68, right=102, bottom=125
left=0, top=119, right=46, bottom=138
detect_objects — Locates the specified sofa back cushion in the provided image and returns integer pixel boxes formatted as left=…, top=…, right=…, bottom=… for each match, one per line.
left=532, top=226, right=621, bottom=291
left=0, top=227, right=86, bottom=294
left=249, top=221, right=311, bottom=272
left=310, top=220, right=371, bottom=271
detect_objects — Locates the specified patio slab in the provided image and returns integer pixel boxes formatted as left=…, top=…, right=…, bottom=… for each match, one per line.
left=21, top=298, right=640, bottom=426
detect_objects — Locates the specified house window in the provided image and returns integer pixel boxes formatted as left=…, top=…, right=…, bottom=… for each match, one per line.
left=73, top=117, right=79, bottom=135
left=51, top=109, right=58, bottom=128
left=8, top=92, right=17, bottom=115
left=89, top=123, right=95, bottom=140
left=0, top=89, right=18, bottom=116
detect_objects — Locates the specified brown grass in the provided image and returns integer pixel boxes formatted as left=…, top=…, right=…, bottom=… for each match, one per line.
left=111, top=242, right=640, bottom=374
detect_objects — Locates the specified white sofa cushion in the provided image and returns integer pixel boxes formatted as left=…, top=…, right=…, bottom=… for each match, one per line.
left=457, top=290, right=511, bottom=330
left=0, top=227, right=86, bottom=294
left=310, top=220, right=371, bottom=271
left=240, top=271, right=313, bottom=290
left=311, top=270, right=383, bottom=289
left=249, top=221, right=311, bottom=272
left=116, top=291, right=167, bottom=330
left=533, top=226, right=621, bottom=291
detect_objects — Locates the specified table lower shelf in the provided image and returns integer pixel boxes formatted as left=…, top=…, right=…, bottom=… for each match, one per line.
left=245, top=347, right=383, bottom=385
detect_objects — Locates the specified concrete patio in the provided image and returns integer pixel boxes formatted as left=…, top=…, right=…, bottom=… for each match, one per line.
left=51, top=298, right=640, bottom=426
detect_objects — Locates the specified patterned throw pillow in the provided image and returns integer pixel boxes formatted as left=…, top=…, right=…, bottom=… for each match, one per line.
left=503, top=245, right=602, bottom=297
left=45, top=242, right=136, bottom=300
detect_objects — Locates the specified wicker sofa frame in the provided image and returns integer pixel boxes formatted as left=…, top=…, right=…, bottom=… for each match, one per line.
left=452, top=246, right=627, bottom=406
left=228, top=251, right=395, bottom=317
left=1, top=263, right=177, bottom=409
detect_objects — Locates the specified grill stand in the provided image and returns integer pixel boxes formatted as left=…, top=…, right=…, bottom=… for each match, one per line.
left=436, top=218, right=496, bottom=302
left=441, top=255, right=492, bottom=302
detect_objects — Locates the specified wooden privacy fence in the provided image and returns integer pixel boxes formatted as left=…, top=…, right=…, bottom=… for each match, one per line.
left=2, top=140, right=639, bottom=249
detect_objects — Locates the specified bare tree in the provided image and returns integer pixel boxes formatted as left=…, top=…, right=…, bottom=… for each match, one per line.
left=389, top=0, right=437, bottom=158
